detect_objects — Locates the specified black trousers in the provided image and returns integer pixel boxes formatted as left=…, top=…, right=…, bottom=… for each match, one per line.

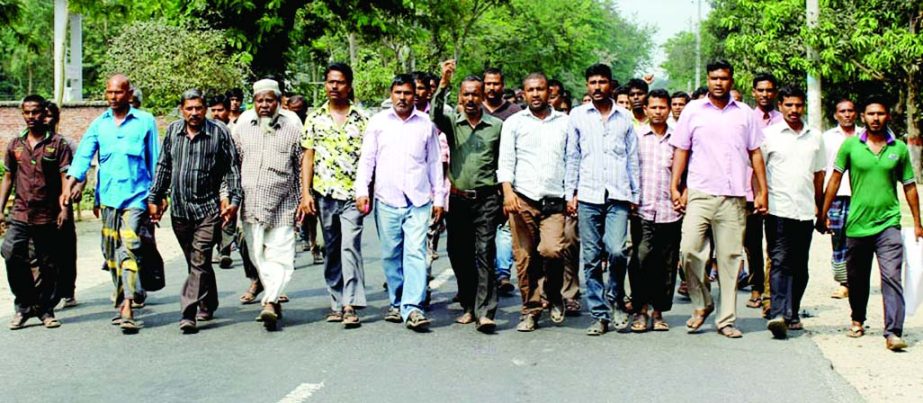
left=57, top=219, right=78, bottom=299
left=2, top=221, right=60, bottom=317
left=765, top=215, right=813, bottom=322
left=172, top=214, right=221, bottom=321
left=446, top=191, right=500, bottom=320
left=628, top=217, right=681, bottom=312
left=744, top=203, right=765, bottom=293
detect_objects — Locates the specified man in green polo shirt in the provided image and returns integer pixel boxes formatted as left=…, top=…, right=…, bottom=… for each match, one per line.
left=821, top=95, right=923, bottom=351
left=431, top=59, right=503, bottom=332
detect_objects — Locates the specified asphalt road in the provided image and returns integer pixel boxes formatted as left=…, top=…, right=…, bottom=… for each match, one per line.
left=0, top=218, right=862, bottom=403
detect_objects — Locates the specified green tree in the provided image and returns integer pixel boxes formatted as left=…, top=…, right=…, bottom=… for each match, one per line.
left=100, top=20, right=249, bottom=114
left=809, top=0, right=923, bottom=138
left=0, top=0, right=53, bottom=99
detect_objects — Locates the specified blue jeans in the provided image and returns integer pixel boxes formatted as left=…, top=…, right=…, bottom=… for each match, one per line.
left=495, top=222, right=513, bottom=279
left=578, top=200, right=630, bottom=321
left=374, top=200, right=431, bottom=320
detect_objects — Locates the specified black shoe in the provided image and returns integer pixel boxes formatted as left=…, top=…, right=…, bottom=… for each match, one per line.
left=219, top=255, right=233, bottom=269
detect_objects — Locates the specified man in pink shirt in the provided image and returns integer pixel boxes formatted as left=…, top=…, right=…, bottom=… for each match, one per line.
left=355, top=74, right=445, bottom=331
left=669, top=59, right=768, bottom=338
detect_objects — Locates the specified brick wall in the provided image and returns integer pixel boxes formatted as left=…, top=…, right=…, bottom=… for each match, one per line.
left=0, top=102, right=109, bottom=155
left=0, top=102, right=171, bottom=159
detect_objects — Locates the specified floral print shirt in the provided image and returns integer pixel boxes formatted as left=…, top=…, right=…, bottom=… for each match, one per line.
left=301, top=102, right=368, bottom=200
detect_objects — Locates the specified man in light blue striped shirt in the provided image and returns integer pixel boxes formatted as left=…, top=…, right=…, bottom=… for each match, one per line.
left=564, top=63, right=640, bottom=336
left=497, top=72, right=573, bottom=332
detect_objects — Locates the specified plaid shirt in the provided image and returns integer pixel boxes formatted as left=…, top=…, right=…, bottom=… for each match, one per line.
left=637, top=124, right=682, bottom=223
left=232, top=112, right=303, bottom=228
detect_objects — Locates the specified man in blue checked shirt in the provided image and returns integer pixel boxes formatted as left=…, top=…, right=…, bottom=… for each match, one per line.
left=564, top=63, right=640, bottom=336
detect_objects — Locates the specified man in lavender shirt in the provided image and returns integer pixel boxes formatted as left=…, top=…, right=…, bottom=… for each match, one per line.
left=669, top=59, right=768, bottom=338
left=355, top=74, right=446, bottom=332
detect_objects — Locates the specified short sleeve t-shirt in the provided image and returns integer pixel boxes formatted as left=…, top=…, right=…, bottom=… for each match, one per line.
left=834, top=133, right=915, bottom=237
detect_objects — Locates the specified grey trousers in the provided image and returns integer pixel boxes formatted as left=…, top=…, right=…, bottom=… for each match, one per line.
left=846, top=226, right=905, bottom=338
left=318, top=195, right=366, bottom=310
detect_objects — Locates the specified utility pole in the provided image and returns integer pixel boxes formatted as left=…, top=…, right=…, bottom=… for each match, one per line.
left=694, top=0, right=702, bottom=89
left=806, top=0, right=822, bottom=131
left=65, top=13, right=83, bottom=102
left=53, top=0, right=68, bottom=105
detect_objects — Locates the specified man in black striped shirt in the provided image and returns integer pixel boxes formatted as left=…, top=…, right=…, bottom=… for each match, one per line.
left=148, top=89, right=242, bottom=334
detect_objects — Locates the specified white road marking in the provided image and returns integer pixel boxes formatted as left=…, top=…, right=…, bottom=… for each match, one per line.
left=278, top=382, right=325, bottom=403
left=429, top=268, right=454, bottom=289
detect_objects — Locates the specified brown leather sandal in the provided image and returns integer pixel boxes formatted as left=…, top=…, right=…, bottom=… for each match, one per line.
left=685, top=305, right=714, bottom=333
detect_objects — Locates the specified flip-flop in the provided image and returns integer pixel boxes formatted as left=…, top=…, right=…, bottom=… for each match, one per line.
left=120, top=317, right=140, bottom=334
left=746, top=297, right=762, bottom=309
left=652, top=318, right=670, bottom=331
left=847, top=324, right=864, bottom=338
left=630, top=314, right=649, bottom=333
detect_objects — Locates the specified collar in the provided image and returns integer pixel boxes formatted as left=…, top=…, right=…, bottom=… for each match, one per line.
left=454, top=109, right=495, bottom=128
left=778, top=120, right=810, bottom=136
left=176, top=120, right=212, bottom=136
left=19, top=128, right=51, bottom=140
left=703, top=96, right=742, bottom=111
left=484, top=100, right=510, bottom=113
left=586, top=98, right=625, bottom=118
left=639, top=124, right=672, bottom=139
left=835, top=125, right=859, bottom=136
left=103, top=106, right=137, bottom=120
left=523, top=106, right=564, bottom=122
left=321, top=100, right=356, bottom=117
left=859, top=128, right=896, bottom=144
left=388, top=107, right=426, bottom=122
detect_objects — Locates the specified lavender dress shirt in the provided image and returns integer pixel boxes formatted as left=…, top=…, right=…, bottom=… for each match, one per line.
left=668, top=97, right=763, bottom=198
left=355, top=108, right=445, bottom=208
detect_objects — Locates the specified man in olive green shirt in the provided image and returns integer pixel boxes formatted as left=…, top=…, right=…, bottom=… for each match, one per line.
left=431, top=59, right=503, bottom=332
left=821, top=95, right=923, bottom=351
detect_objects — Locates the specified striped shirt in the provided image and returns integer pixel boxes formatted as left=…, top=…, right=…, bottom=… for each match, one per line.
left=637, top=124, right=682, bottom=223
left=497, top=107, right=569, bottom=200
left=564, top=99, right=640, bottom=204
left=148, top=119, right=242, bottom=221
left=232, top=112, right=303, bottom=228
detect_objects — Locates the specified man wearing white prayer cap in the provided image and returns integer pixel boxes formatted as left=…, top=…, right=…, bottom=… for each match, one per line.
left=231, top=78, right=305, bottom=330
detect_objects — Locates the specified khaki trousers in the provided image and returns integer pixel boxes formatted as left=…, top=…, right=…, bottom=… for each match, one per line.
left=680, top=189, right=746, bottom=329
left=509, top=195, right=571, bottom=315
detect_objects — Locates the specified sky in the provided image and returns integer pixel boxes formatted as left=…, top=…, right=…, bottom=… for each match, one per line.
left=617, top=0, right=713, bottom=78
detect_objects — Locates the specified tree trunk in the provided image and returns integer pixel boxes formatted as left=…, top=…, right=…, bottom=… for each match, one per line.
left=908, top=73, right=920, bottom=139
left=906, top=74, right=922, bottom=183
left=348, top=32, right=358, bottom=68
left=27, top=66, right=33, bottom=94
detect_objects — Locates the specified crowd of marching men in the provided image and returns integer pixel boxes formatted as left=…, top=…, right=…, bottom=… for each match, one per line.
left=2, top=58, right=918, bottom=352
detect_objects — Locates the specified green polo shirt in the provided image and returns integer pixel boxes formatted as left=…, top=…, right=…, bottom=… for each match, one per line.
left=431, top=86, right=503, bottom=190
left=834, top=132, right=915, bottom=237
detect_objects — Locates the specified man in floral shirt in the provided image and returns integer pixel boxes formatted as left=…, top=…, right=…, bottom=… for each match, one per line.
left=300, top=63, right=369, bottom=328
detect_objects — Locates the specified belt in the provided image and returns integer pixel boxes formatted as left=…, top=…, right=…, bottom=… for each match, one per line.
left=450, top=186, right=498, bottom=200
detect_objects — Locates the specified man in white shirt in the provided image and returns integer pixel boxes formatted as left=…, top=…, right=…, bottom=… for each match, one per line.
left=498, top=72, right=573, bottom=332
left=761, top=85, right=826, bottom=339
left=822, top=98, right=859, bottom=300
